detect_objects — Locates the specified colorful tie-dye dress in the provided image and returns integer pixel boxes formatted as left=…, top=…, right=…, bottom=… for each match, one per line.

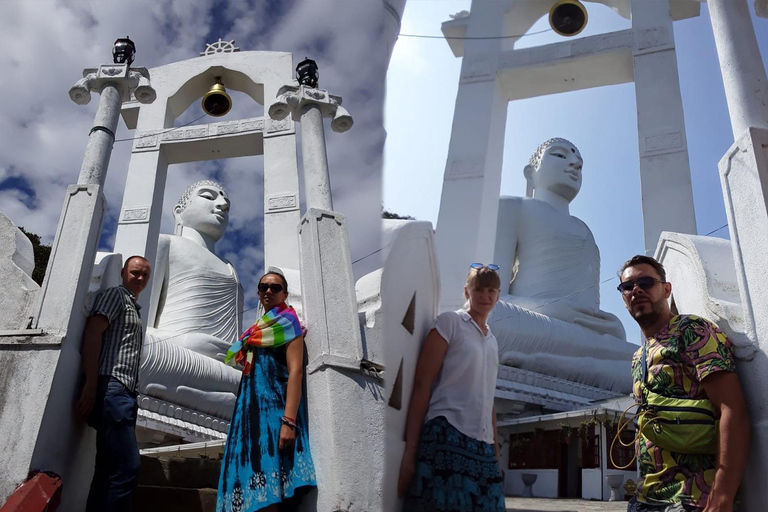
left=631, top=315, right=736, bottom=509
left=216, top=342, right=316, bottom=511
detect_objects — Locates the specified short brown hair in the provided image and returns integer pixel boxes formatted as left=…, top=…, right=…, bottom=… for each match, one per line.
left=123, top=255, right=150, bottom=270
left=466, top=266, right=501, bottom=290
left=618, top=255, right=666, bottom=282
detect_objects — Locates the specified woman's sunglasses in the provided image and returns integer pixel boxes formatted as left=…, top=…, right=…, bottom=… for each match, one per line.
left=470, top=263, right=499, bottom=271
left=258, top=283, right=284, bottom=293
left=617, top=276, right=664, bottom=295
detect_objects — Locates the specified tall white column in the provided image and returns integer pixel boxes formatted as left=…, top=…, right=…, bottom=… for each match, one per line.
left=263, top=126, right=301, bottom=271
left=709, top=2, right=768, bottom=509
left=269, top=85, right=352, bottom=213
left=76, top=82, right=125, bottom=186
left=434, top=0, right=510, bottom=312
left=268, top=81, right=380, bottom=510
left=630, top=0, right=697, bottom=254
left=300, top=104, right=333, bottom=211
left=0, top=64, right=156, bottom=510
left=112, top=149, right=168, bottom=311
left=708, top=0, right=768, bottom=137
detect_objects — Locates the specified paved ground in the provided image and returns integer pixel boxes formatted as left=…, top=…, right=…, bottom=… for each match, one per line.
left=506, top=497, right=628, bottom=511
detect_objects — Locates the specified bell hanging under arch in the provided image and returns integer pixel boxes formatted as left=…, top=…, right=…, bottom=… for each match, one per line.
left=201, top=77, right=232, bottom=117
left=549, top=0, right=588, bottom=37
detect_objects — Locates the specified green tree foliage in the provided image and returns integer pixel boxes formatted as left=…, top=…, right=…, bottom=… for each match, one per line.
left=382, top=209, right=415, bottom=220
left=17, top=227, right=51, bottom=286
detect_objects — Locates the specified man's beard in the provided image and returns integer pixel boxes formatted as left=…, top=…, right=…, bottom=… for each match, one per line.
left=632, top=299, right=664, bottom=331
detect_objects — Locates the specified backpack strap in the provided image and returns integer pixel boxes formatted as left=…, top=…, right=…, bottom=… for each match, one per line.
left=641, top=341, right=649, bottom=404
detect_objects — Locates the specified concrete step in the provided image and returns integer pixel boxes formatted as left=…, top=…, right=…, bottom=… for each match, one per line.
left=138, top=455, right=222, bottom=489
left=133, top=485, right=217, bottom=512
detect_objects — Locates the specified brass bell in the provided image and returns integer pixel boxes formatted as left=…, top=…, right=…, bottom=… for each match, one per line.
left=201, top=77, right=232, bottom=117
left=549, top=0, right=588, bottom=37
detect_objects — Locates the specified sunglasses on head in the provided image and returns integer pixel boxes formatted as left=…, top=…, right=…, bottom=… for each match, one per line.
left=470, top=263, right=499, bottom=271
left=258, top=283, right=284, bottom=293
left=617, top=276, right=664, bottom=295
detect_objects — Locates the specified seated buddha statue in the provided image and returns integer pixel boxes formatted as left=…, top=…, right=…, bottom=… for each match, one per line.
left=139, top=180, right=243, bottom=419
left=489, top=138, right=637, bottom=393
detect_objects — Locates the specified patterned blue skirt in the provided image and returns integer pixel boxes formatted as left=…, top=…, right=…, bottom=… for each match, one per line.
left=404, top=416, right=505, bottom=512
left=216, top=346, right=316, bottom=511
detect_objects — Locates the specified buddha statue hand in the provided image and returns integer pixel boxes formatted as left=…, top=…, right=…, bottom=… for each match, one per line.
left=151, top=329, right=234, bottom=361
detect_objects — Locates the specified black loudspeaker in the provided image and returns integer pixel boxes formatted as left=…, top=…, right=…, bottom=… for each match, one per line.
left=549, top=0, right=588, bottom=37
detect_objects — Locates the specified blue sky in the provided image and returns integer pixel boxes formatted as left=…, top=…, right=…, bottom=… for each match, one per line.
left=383, top=1, right=768, bottom=342
left=0, top=0, right=388, bottom=315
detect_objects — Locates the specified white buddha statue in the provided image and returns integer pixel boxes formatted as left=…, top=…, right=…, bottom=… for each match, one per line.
left=489, top=138, right=636, bottom=393
left=139, top=180, right=243, bottom=419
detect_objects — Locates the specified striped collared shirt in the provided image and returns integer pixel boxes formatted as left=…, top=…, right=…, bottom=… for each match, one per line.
left=92, top=285, right=144, bottom=392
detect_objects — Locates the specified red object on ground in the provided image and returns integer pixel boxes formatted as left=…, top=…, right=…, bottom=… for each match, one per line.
left=0, top=472, right=63, bottom=512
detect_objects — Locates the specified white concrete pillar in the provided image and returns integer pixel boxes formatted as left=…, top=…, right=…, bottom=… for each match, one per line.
left=76, top=83, right=125, bottom=186
left=263, top=130, right=301, bottom=270
left=630, top=0, right=697, bottom=254
left=112, top=150, right=169, bottom=310
left=434, top=0, right=510, bottom=312
left=300, top=104, right=333, bottom=211
left=299, top=209, right=363, bottom=369
left=261, top=57, right=301, bottom=271
left=298, top=208, right=382, bottom=511
left=708, top=11, right=768, bottom=507
left=0, top=64, right=157, bottom=510
left=7, top=184, right=106, bottom=510
left=708, top=0, right=768, bottom=138
left=718, top=127, right=768, bottom=511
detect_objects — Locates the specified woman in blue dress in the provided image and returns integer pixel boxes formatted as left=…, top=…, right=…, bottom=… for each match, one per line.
left=398, top=264, right=505, bottom=512
left=217, top=270, right=316, bottom=512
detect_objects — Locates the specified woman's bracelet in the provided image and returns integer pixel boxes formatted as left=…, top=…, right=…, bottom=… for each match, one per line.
left=280, top=416, right=298, bottom=431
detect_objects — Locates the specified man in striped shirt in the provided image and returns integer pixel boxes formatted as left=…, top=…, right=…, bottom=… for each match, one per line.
left=76, top=255, right=151, bottom=512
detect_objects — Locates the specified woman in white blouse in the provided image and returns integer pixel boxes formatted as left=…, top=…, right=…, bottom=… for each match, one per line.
left=398, top=264, right=505, bottom=511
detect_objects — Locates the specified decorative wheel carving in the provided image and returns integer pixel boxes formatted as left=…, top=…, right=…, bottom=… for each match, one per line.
left=201, top=39, right=240, bottom=56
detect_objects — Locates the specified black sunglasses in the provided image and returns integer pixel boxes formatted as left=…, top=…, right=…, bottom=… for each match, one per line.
left=617, top=276, right=664, bottom=295
left=258, top=283, right=284, bottom=293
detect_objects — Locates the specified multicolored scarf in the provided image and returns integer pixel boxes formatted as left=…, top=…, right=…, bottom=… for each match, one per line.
left=225, top=302, right=303, bottom=376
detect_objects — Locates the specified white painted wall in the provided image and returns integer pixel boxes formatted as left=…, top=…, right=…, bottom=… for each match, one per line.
left=381, top=220, right=440, bottom=512
left=582, top=468, right=602, bottom=501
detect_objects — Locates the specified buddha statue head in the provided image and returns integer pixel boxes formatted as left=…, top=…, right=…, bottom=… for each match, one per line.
left=173, top=180, right=230, bottom=241
left=524, top=138, right=583, bottom=202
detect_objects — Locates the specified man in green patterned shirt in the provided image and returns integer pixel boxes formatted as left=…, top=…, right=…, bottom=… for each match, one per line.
left=618, top=255, right=750, bottom=512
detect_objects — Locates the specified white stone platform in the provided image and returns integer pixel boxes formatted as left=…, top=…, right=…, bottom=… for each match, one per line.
left=505, top=497, right=627, bottom=512
left=136, top=395, right=229, bottom=446
left=496, top=365, right=625, bottom=421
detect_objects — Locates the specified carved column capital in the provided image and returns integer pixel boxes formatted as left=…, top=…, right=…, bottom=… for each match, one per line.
left=69, top=65, right=156, bottom=106
left=268, top=84, right=353, bottom=133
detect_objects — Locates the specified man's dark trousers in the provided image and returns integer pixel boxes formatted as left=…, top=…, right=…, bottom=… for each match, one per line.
left=85, top=375, right=141, bottom=512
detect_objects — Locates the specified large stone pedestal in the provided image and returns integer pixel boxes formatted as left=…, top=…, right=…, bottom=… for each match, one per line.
left=298, top=208, right=384, bottom=511
left=0, top=185, right=105, bottom=510
left=719, top=127, right=768, bottom=510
